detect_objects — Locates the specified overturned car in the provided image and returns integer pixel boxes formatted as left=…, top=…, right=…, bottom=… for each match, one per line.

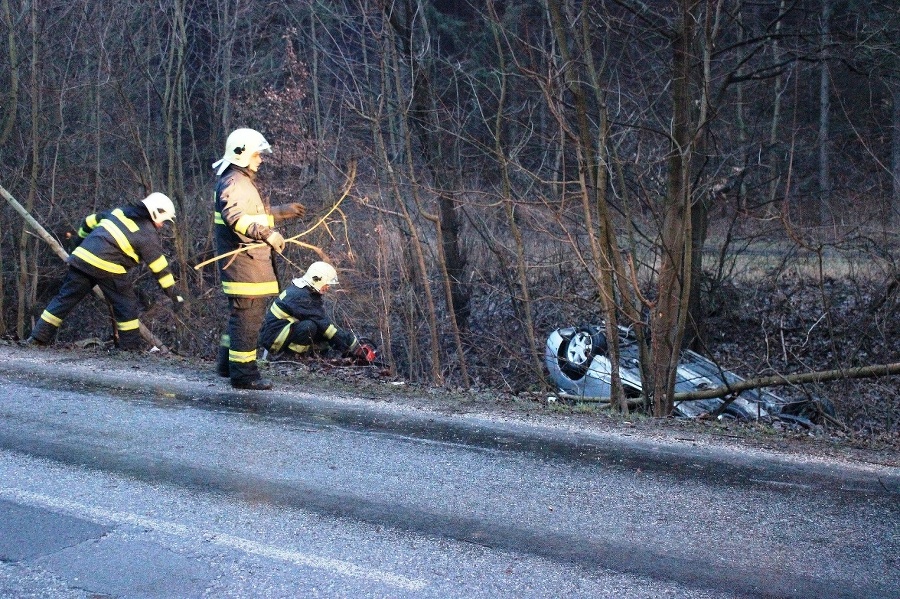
left=545, top=324, right=832, bottom=426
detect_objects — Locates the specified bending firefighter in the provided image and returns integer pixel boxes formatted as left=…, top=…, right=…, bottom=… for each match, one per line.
left=213, top=127, right=306, bottom=390
left=258, top=261, right=376, bottom=363
left=27, top=193, right=183, bottom=349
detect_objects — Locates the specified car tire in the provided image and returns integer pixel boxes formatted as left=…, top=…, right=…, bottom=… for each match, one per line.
left=558, top=327, right=599, bottom=380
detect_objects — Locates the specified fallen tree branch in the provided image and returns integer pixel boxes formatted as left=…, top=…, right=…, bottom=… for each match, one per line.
left=1, top=183, right=169, bottom=352
left=673, top=362, right=900, bottom=402
left=557, top=392, right=646, bottom=407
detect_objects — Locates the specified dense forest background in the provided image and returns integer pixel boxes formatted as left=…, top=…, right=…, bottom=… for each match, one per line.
left=1, top=1, right=898, bottom=433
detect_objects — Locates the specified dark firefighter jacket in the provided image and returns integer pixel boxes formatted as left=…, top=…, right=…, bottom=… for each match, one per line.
left=214, top=165, right=280, bottom=298
left=258, top=280, right=358, bottom=353
left=71, top=204, right=177, bottom=296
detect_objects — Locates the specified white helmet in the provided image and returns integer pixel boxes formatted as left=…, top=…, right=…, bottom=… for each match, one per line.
left=211, top=128, right=272, bottom=175
left=294, top=261, right=338, bottom=292
left=142, top=192, right=176, bottom=225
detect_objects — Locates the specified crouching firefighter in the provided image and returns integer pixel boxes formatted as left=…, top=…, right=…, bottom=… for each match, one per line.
left=258, top=261, right=377, bottom=363
left=27, top=193, right=184, bottom=349
left=212, top=127, right=306, bottom=390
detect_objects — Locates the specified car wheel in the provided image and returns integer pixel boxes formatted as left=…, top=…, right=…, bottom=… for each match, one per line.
left=558, top=328, right=596, bottom=380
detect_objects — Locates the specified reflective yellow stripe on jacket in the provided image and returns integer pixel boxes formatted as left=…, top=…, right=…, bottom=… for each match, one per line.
left=268, top=301, right=296, bottom=352
left=214, top=212, right=275, bottom=231
left=271, top=326, right=292, bottom=352
left=78, top=213, right=99, bottom=239
left=221, top=280, right=280, bottom=296
left=98, top=220, right=139, bottom=263
left=147, top=255, right=168, bottom=273
left=234, top=213, right=275, bottom=235
left=270, top=302, right=296, bottom=323
left=147, top=256, right=175, bottom=289
left=111, top=209, right=140, bottom=232
left=71, top=246, right=127, bottom=274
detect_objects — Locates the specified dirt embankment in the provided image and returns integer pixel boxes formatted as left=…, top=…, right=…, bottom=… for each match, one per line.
left=3, top=339, right=897, bottom=471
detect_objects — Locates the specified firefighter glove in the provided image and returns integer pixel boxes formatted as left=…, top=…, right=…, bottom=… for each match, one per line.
left=353, top=343, right=377, bottom=364
left=265, top=231, right=286, bottom=253
left=270, top=202, right=306, bottom=221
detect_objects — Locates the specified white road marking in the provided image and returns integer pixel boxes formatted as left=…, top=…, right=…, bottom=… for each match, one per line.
left=0, top=487, right=427, bottom=591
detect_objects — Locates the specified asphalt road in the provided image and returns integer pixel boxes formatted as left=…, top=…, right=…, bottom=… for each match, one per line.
left=0, top=350, right=897, bottom=598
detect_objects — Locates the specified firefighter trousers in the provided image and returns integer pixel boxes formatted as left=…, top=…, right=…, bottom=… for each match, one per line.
left=220, top=296, right=268, bottom=384
left=30, top=266, right=143, bottom=349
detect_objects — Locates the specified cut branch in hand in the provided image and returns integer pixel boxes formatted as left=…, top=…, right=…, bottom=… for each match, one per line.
left=193, top=160, right=357, bottom=270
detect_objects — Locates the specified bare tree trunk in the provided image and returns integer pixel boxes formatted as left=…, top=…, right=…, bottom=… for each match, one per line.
left=0, top=0, right=18, bottom=336
left=215, top=0, right=239, bottom=134
left=734, top=4, right=748, bottom=211
left=383, top=0, right=470, bottom=386
left=651, top=0, right=697, bottom=417
left=375, top=20, right=445, bottom=384
left=766, top=0, right=788, bottom=217
left=891, top=80, right=900, bottom=228
left=686, top=0, right=720, bottom=352
left=487, top=0, right=543, bottom=384
left=546, top=0, right=627, bottom=409
left=818, top=0, right=832, bottom=226
left=0, top=0, right=17, bottom=146
left=17, top=0, right=39, bottom=339
left=166, top=0, right=189, bottom=350
left=374, top=216, right=395, bottom=376
left=384, top=0, right=471, bottom=330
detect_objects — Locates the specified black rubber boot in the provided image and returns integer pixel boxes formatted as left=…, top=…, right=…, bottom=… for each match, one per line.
left=27, top=320, right=57, bottom=346
left=216, top=344, right=230, bottom=378
left=117, top=329, right=144, bottom=352
left=231, top=377, right=273, bottom=391
left=229, top=358, right=271, bottom=390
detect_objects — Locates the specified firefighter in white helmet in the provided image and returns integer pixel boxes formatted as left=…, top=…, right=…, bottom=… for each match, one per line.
left=258, top=262, right=377, bottom=363
left=212, top=127, right=307, bottom=389
left=27, top=192, right=183, bottom=350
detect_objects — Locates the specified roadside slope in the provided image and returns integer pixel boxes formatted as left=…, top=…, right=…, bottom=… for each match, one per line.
left=1, top=343, right=897, bottom=496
